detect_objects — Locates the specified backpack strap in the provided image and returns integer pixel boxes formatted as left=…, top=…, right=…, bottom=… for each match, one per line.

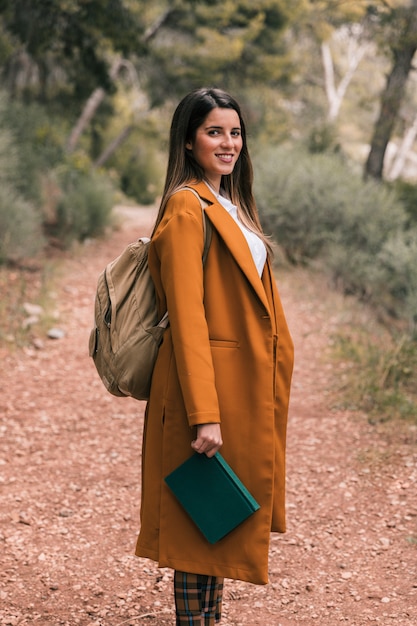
left=156, top=187, right=212, bottom=330
left=181, top=186, right=212, bottom=264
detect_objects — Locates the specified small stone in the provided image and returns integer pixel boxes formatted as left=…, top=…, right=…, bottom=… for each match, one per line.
left=47, top=327, right=66, bottom=339
left=18, top=512, right=31, bottom=525
left=23, top=303, right=44, bottom=316
left=23, top=315, right=41, bottom=328
left=32, top=337, right=45, bottom=350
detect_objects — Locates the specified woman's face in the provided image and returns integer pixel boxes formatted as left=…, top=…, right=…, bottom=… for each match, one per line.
left=186, top=107, right=243, bottom=192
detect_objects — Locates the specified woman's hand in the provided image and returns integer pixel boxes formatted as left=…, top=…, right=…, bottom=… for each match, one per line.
left=191, top=423, right=222, bottom=458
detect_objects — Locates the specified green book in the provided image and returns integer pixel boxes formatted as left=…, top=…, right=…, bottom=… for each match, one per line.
left=164, top=452, right=260, bottom=544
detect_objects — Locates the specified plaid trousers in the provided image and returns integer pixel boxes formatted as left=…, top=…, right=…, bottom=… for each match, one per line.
left=174, top=570, right=224, bottom=625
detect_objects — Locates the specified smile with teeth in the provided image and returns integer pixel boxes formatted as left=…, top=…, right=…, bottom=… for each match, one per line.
left=216, top=154, right=234, bottom=162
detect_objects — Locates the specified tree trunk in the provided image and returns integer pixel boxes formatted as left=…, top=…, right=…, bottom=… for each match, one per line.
left=65, top=9, right=174, bottom=154
left=93, top=125, right=134, bottom=168
left=66, top=86, right=107, bottom=152
left=322, top=36, right=370, bottom=122
left=364, top=6, right=417, bottom=180
left=388, top=112, right=417, bottom=180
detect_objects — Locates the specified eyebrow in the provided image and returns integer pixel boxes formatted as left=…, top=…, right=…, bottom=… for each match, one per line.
left=205, top=125, right=241, bottom=130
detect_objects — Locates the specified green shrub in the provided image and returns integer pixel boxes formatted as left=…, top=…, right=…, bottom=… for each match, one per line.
left=390, top=179, right=417, bottom=227
left=120, top=147, right=164, bottom=205
left=0, top=185, right=44, bottom=263
left=1, top=94, right=65, bottom=205
left=0, top=106, right=44, bottom=263
left=53, top=167, right=114, bottom=245
left=307, top=122, right=339, bottom=154
left=254, top=146, right=406, bottom=261
left=254, top=146, right=417, bottom=325
left=254, top=147, right=348, bottom=263
left=377, top=232, right=417, bottom=330
left=324, top=185, right=416, bottom=325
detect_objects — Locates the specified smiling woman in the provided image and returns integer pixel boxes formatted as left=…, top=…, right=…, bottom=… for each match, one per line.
left=134, top=88, right=294, bottom=625
left=185, top=108, right=243, bottom=191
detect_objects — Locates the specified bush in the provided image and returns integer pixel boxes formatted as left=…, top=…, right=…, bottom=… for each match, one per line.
left=1, top=95, right=65, bottom=205
left=307, top=122, right=339, bottom=154
left=254, top=147, right=349, bottom=263
left=104, top=123, right=165, bottom=206
left=0, top=185, right=44, bottom=263
left=254, top=146, right=417, bottom=326
left=376, top=232, right=417, bottom=330
left=0, top=106, right=44, bottom=263
left=120, top=146, right=164, bottom=205
left=52, top=166, right=114, bottom=245
left=390, top=179, right=417, bottom=227
left=0, top=91, right=116, bottom=255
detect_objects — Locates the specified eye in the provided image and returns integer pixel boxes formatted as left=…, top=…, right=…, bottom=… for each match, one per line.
left=208, top=129, right=220, bottom=136
left=231, top=130, right=241, bottom=137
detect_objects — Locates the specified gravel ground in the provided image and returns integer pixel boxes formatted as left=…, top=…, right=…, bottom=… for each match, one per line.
left=0, top=207, right=416, bottom=626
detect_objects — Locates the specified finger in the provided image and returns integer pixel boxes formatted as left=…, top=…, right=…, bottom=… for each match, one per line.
left=191, top=438, right=205, bottom=453
left=191, top=439, right=217, bottom=454
left=205, top=447, right=218, bottom=458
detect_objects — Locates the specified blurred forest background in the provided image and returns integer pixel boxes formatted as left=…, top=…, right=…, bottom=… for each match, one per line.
left=0, top=0, right=416, bottom=420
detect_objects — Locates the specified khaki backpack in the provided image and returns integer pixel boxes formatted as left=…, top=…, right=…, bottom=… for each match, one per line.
left=89, top=188, right=211, bottom=401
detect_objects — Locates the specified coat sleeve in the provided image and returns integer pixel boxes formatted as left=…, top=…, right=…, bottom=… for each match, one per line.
left=151, top=192, right=221, bottom=427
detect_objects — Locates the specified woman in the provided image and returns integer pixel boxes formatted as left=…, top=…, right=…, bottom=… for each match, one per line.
left=135, top=88, right=294, bottom=625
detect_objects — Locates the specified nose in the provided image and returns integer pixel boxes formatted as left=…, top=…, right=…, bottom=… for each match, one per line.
left=221, top=133, right=234, bottom=148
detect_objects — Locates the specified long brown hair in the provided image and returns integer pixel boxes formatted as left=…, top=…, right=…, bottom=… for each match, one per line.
left=152, top=87, right=272, bottom=255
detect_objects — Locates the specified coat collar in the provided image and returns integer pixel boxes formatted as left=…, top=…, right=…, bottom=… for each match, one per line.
left=188, top=182, right=272, bottom=315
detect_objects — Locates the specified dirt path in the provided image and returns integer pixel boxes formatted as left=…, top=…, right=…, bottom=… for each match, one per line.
left=1, top=209, right=416, bottom=626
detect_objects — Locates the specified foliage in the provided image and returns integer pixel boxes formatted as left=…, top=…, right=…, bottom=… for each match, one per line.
left=0, top=0, right=143, bottom=104
left=254, top=147, right=360, bottom=263
left=307, top=122, right=339, bottom=153
left=0, top=101, right=44, bottom=262
left=376, top=232, right=417, bottom=331
left=0, top=88, right=115, bottom=258
left=390, top=179, right=417, bottom=227
left=333, top=330, right=417, bottom=424
left=143, top=0, right=302, bottom=105
left=119, top=145, right=165, bottom=205
left=0, top=184, right=43, bottom=263
left=2, top=98, right=65, bottom=204
left=254, top=146, right=417, bottom=327
left=52, top=165, right=115, bottom=246
left=104, top=112, right=166, bottom=205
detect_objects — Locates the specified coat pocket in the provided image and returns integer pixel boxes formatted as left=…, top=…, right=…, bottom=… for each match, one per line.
left=209, top=339, right=239, bottom=349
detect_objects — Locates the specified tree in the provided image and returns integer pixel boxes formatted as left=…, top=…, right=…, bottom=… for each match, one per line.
left=285, top=0, right=378, bottom=142
left=65, top=5, right=172, bottom=153
left=142, top=0, right=303, bottom=104
left=70, top=0, right=305, bottom=160
left=321, top=24, right=371, bottom=121
left=0, top=0, right=144, bottom=103
left=388, top=111, right=417, bottom=180
left=365, top=0, right=417, bottom=180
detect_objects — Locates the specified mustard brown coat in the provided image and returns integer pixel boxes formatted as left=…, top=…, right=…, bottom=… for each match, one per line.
left=135, top=182, right=294, bottom=585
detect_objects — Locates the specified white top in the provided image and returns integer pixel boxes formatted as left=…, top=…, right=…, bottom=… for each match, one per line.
left=206, top=184, right=267, bottom=277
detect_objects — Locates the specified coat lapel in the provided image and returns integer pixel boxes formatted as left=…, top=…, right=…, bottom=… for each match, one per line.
left=191, top=182, right=272, bottom=315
